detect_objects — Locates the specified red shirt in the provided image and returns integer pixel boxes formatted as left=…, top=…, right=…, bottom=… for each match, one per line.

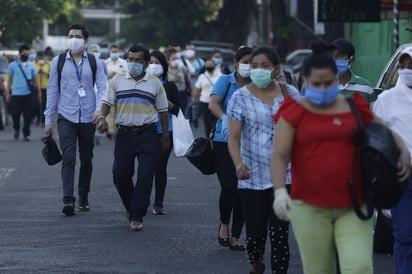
left=273, top=93, right=373, bottom=207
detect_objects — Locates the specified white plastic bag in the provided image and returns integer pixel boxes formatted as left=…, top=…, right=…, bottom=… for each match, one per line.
left=172, top=108, right=194, bottom=157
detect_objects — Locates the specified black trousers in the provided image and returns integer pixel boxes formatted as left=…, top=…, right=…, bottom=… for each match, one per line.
left=10, top=94, right=33, bottom=137
left=214, top=141, right=244, bottom=238
left=113, top=125, right=160, bottom=222
left=153, top=132, right=173, bottom=208
left=199, top=102, right=213, bottom=138
left=57, top=114, right=95, bottom=202
left=239, top=188, right=290, bottom=274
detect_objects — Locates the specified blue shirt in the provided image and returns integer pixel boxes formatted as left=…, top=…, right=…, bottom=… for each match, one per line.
left=210, top=72, right=241, bottom=142
left=44, top=51, right=107, bottom=125
left=7, top=60, right=37, bottom=96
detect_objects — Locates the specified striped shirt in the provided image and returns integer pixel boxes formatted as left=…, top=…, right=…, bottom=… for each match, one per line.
left=102, top=72, right=168, bottom=126
left=339, top=71, right=376, bottom=103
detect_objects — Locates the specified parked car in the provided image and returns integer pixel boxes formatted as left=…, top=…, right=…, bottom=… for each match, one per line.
left=285, top=49, right=312, bottom=73
left=376, top=43, right=412, bottom=90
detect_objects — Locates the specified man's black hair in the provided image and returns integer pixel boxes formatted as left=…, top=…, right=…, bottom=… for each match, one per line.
left=67, top=24, right=89, bottom=38
left=128, top=45, right=150, bottom=62
left=18, top=44, right=30, bottom=53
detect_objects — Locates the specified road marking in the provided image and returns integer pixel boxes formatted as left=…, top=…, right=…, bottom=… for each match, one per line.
left=0, top=168, right=15, bottom=187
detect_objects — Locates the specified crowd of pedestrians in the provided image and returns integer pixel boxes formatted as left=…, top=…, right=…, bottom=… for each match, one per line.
left=3, top=22, right=412, bottom=274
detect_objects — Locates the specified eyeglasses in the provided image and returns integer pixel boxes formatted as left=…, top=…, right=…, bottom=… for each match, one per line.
left=398, top=63, right=412, bottom=69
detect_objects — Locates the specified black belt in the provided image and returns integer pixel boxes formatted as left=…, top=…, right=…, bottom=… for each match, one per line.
left=117, top=123, right=155, bottom=134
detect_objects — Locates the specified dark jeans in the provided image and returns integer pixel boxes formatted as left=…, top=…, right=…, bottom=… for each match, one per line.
left=391, top=176, right=412, bottom=274
left=214, top=141, right=243, bottom=238
left=154, top=132, right=173, bottom=208
left=57, top=114, right=95, bottom=201
left=199, top=102, right=213, bottom=138
left=239, top=188, right=290, bottom=274
left=113, top=125, right=160, bottom=222
left=10, top=94, right=33, bottom=137
left=178, top=90, right=189, bottom=119
left=41, top=88, right=47, bottom=123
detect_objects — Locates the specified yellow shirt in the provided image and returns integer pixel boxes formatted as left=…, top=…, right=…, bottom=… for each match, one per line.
left=34, top=60, right=50, bottom=89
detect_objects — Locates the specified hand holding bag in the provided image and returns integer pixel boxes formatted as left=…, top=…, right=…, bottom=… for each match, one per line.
left=41, top=136, right=62, bottom=166
left=172, top=108, right=194, bottom=157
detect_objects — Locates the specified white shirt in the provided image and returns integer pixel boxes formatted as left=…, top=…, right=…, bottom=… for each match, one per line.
left=373, top=83, right=412, bottom=164
left=195, top=71, right=221, bottom=103
left=105, top=58, right=128, bottom=78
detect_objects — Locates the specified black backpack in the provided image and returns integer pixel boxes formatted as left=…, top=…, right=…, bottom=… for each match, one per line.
left=346, top=96, right=405, bottom=220
left=57, top=52, right=97, bottom=93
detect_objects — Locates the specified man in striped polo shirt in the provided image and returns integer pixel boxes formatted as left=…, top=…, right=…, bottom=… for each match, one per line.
left=329, top=38, right=376, bottom=104
left=97, top=44, right=169, bottom=231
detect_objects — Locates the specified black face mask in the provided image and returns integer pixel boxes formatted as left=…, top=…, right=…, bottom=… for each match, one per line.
left=20, top=55, right=28, bottom=62
left=206, top=66, right=215, bottom=72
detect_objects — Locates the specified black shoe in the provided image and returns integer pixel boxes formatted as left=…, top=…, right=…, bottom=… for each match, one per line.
left=229, top=242, right=245, bottom=251
left=79, top=197, right=90, bottom=212
left=62, top=201, right=75, bottom=216
left=218, top=224, right=230, bottom=247
left=13, top=130, right=19, bottom=140
left=152, top=206, right=165, bottom=215
left=249, top=262, right=265, bottom=274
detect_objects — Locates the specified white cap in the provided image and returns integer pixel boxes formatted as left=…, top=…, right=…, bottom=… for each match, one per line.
left=398, top=46, right=412, bottom=60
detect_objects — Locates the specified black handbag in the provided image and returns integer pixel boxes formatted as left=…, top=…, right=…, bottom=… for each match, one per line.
left=346, top=96, right=405, bottom=220
left=41, top=136, right=62, bottom=166
left=185, top=136, right=216, bottom=175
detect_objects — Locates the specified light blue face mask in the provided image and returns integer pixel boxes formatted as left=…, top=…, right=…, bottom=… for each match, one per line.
left=111, top=52, right=120, bottom=60
left=250, top=68, right=273, bottom=88
left=335, top=59, right=350, bottom=76
left=304, top=83, right=340, bottom=106
left=212, top=57, right=222, bottom=65
left=127, top=62, right=143, bottom=77
left=29, top=53, right=36, bottom=61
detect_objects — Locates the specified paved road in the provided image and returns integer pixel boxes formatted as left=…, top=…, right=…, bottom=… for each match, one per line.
left=0, top=123, right=395, bottom=274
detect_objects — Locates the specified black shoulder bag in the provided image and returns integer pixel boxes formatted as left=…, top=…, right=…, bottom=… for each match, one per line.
left=185, top=76, right=231, bottom=175
left=17, top=64, right=38, bottom=94
left=346, top=96, right=405, bottom=220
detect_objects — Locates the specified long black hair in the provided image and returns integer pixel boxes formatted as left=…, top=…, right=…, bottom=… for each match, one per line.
left=150, top=50, right=169, bottom=79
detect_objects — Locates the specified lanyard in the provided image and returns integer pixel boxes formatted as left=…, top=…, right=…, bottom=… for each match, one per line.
left=71, top=56, right=83, bottom=84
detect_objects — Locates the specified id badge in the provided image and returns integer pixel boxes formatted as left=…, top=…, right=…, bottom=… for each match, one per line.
left=77, top=87, right=86, bottom=97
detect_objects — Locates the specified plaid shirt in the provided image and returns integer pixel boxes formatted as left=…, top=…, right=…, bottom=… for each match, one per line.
left=227, top=84, right=299, bottom=190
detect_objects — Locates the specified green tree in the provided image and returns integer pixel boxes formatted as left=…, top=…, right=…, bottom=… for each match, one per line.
left=119, top=0, right=224, bottom=48
left=0, top=0, right=84, bottom=47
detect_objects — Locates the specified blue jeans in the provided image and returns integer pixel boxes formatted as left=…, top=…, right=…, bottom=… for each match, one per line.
left=391, top=176, right=412, bottom=274
left=112, top=125, right=160, bottom=222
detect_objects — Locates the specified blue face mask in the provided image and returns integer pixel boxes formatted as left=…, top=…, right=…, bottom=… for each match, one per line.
left=128, top=62, right=143, bottom=77
left=29, top=53, right=36, bottom=61
left=111, top=53, right=119, bottom=60
left=304, top=83, right=340, bottom=106
left=335, top=59, right=350, bottom=76
left=250, top=68, right=273, bottom=88
left=212, top=57, right=222, bottom=65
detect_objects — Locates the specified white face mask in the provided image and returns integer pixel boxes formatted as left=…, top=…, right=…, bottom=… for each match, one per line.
left=147, top=64, right=164, bottom=77
left=398, top=68, right=412, bottom=87
left=170, top=59, right=180, bottom=68
left=68, top=37, right=85, bottom=53
left=238, top=63, right=251, bottom=78
left=92, top=52, right=101, bottom=59
left=185, top=49, right=195, bottom=59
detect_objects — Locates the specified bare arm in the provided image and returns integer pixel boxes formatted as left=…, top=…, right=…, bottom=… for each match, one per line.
left=5, top=74, right=12, bottom=102
left=228, top=118, right=250, bottom=179
left=209, top=94, right=225, bottom=119
left=270, top=117, right=295, bottom=190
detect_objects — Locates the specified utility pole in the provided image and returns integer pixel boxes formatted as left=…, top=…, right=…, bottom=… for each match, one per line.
left=393, top=0, right=399, bottom=50
left=257, top=0, right=269, bottom=45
